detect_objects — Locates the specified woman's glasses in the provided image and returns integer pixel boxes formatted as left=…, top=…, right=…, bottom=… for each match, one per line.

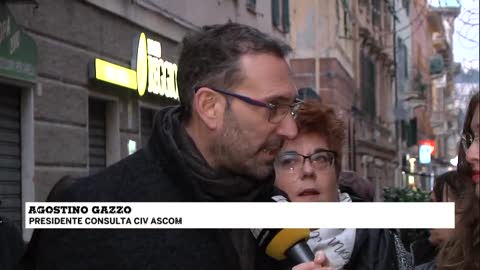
left=274, top=149, right=336, bottom=174
left=461, top=132, right=479, bottom=151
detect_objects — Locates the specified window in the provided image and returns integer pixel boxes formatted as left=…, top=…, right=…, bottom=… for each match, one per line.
left=271, top=0, right=290, bottom=33
left=282, top=0, right=290, bottom=32
left=401, top=118, right=419, bottom=148
left=402, top=0, right=410, bottom=15
left=402, top=44, right=408, bottom=78
left=247, top=0, right=256, bottom=12
left=384, top=2, right=391, bottom=31
left=272, top=0, right=280, bottom=27
left=361, top=52, right=376, bottom=120
left=337, top=0, right=352, bottom=38
left=88, top=98, right=107, bottom=175
left=396, top=38, right=409, bottom=91
left=372, top=0, right=381, bottom=26
left=429, top=54, right=444, bottom=75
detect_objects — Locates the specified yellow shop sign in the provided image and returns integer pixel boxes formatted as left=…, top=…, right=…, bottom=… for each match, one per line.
left=90, top=33, right=179, bottom=100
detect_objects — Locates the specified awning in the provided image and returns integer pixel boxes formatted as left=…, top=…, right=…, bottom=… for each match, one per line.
left=0, top=2, right=37, bottom=83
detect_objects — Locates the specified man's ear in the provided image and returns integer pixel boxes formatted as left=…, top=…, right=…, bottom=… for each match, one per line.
left=193, top=87, right=225, bottom=130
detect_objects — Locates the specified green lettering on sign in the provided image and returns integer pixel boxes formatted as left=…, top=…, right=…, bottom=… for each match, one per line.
left=0, top=2, right=37, bottom=83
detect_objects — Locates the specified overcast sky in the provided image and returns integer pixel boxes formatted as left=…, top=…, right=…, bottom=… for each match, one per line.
left=429, top=0, right=479, bottom=70
left=453, top=0, right=479, bottom=70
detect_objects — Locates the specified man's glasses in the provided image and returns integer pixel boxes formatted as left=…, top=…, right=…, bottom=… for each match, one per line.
left=461, top=132, right=479, bottom=151
left=196, top=87, right=303, bottom=124
left=274, top=149, right=337, bottom=174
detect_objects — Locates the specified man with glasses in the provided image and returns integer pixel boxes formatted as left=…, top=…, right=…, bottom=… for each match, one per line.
left=32, top=23, right=327, bottom=270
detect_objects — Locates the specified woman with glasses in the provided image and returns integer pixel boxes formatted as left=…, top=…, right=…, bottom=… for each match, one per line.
left=274, top=100, right=412, bottom=270
left=434, top=92, right=479, bottom=270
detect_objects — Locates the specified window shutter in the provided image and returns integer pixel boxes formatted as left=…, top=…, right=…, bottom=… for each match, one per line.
left=282, top=0, right=290, bottom=32
left=362, top=55, right=376, bottom=120
left=247, top=0, right=256, bottom=10
left=407, top=118, right=417, bottom=147
left=272, top=0, right=280, bottom=27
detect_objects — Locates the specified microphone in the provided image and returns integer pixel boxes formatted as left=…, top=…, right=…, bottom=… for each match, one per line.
left=251, top=192, right=314, bottom=264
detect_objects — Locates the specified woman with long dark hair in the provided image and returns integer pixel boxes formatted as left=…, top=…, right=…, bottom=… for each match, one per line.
left=436, top=92, right=479, bottom=270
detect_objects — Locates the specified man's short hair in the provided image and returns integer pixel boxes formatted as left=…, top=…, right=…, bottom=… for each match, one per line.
left=177, top=22, right=291, bottom=121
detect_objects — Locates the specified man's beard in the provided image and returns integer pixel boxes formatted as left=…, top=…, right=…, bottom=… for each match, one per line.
left=210, top=108, right=280, bottom=181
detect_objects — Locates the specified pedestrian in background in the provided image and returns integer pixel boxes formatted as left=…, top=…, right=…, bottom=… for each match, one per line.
left=338, top=170, right=375, bottom=202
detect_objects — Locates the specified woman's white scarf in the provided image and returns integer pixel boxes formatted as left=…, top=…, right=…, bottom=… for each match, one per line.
left=307, top=192, right=356, bottom=270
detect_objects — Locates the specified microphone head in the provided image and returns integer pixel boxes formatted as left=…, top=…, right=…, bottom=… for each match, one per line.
left=265, top=228, right=311, bottom=260
left=251, top=191, right=312, bottom=261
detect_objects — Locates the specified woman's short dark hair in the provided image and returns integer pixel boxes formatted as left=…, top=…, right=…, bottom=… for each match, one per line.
left=295, top=100, right=346, bottom=176
left=177, top=23, right=291, bottom=122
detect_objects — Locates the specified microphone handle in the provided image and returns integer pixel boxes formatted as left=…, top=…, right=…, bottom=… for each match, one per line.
left=285, top=241, right=315, bottom=264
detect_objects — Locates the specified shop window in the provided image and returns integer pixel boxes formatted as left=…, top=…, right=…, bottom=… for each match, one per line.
left=0, top=85, right=22, bottom=229
left=88, top=98, right=107, bottom=174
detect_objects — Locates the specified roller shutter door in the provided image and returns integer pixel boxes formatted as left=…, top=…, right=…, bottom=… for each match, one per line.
left=88, top=98, right=106, bottom=175
left=0, top=85, right=22, bottom=229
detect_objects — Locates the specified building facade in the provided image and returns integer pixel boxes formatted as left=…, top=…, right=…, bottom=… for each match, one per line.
left=353, top=0, right=397, bottom=200
left=290, top=0, right=397, bottom=201
left=0, top=0, right=290, bottom=239
left=394, top=1, right=460, bottom=191
left=427, top=5, right=460, bottom=169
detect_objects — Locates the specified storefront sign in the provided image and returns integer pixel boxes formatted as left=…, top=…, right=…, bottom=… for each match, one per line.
left=94, top=58, right=137, bottom=90
left=91, top=32, right=178, bottom=100
left=419, top=140, right=435, bottom=164
left=0, top=3, right=37, bottom=82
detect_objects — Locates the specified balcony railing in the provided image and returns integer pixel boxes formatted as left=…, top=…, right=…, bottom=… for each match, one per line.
left=354, top=111, right=394, bottom=149
left=432, top=32, right=447, bottom=51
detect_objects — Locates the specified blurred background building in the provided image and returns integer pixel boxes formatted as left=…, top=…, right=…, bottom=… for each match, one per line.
left=290, top=0, right=397, bottom=201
